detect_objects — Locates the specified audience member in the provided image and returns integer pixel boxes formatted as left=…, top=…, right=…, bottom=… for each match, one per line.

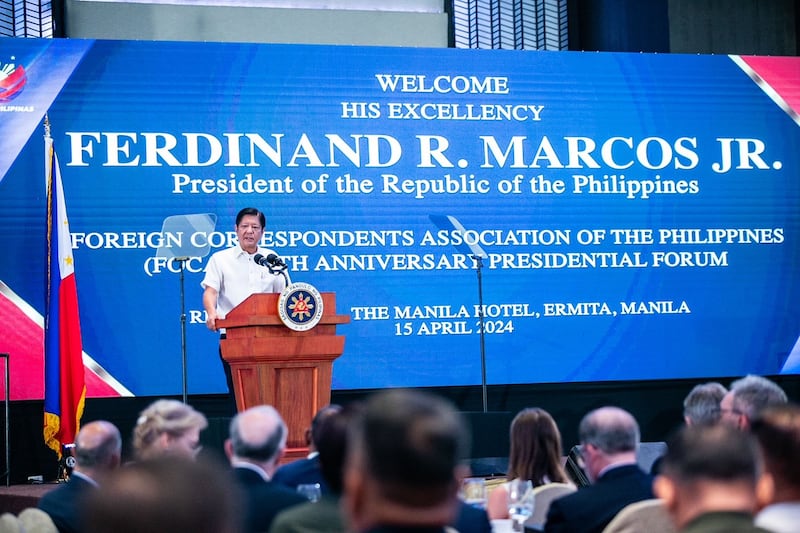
left=82, top=456, right=240, bottom=533
left=544, top=407, right=653, bottom=533
left=487, top=407, right=571, bottom=519
left=132, top=398, right=208, bottom=461
left=651, top=382, right=729, bottom=477
left=720, top=375, right=787, bottom=430
left=683, top=382, right=727, bottom=426
left=0, top=508, right=57, bottom=533
left=342, top=389, right=470, bottom=533
left=454, top=499, right=492, bottom=533
left=654, top=424, right=769, bottom=532
left=18, top=508, right=58, bottom=532
left=226, top=404, right=307, bottom=532
left=273, top=404, right=342, bottom=495
left=38, top=420, right=121, bottom=533
left=751, top=403, right=800, bottom=532
left=270, top=403, right=360, bottom=533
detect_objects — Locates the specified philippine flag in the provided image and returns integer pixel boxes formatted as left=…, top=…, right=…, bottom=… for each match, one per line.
left=43, top=127, right=86, bottom=457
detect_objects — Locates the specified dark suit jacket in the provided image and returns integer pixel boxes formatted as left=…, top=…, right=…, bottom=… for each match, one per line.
left=454, top=501, right=492, bottom=533
left=272, top=455, right=330, bottom=495
left=544, top=464, right=654, bottom=533
left=232, top=466, right=307, bottom=533
left=37, top=475, right=96, bottom=533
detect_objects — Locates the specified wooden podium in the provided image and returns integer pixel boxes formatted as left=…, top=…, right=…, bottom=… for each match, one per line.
left=217, top=291, right=349, bottom=459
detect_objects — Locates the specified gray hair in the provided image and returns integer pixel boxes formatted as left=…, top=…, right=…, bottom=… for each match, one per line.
left=229, top=405, right=287, bottom=462
left=683, top=382, right=727, bottom=426
left=730, top=375, right=788, bottom=420
left=579, top=407, right=639, bottom=454
left=75, top=421, right=122, bottom=468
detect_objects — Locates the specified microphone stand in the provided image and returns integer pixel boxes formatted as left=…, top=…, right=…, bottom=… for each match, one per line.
left=472, top=255, right=488, bottom=413
left=173, top=257, right=189, bottom=404
left=267, top=264, right=290, bottom=286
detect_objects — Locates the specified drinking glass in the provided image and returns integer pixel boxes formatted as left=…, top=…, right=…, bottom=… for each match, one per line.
left=297, top=483, right=322, bottom=502
left=460, top=477, right=487, bottom=509
left=506, top=479, right=534, bottom=531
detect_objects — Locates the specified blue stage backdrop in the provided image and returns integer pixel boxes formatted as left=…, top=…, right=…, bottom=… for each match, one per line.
left=1, top=38, right=799, bottom=398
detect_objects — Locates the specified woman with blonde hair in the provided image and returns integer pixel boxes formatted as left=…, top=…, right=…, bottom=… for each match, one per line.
left=132, top=399, right=208, bottom=461
left=487, top=407, right=571, bottom=519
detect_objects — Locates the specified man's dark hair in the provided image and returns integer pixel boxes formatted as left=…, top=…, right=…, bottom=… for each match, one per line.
left=683, top=382, right=727, bottom=426
left=310, top=404, right=342, bottom=449
left=751, top=403, right=800, bottom=491
left=235, top=207, right=266, bottom=228
left=83, top=457, right=241, bottom=533
left=660, top=424, right=761, bottom=486
left=317, top=403, right=362, bottom=494
left=353, top=389, right=469, bottom=507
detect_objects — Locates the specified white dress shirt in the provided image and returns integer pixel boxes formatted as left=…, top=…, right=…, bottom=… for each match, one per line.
left=201, top=245, right=288, bottom=318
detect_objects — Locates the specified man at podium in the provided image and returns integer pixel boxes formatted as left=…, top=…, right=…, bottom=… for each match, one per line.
left=201, top=207, right=290, bottom=409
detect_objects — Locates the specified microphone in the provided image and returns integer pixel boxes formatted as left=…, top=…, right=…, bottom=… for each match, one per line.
left=254, top=253, right=286, bottom=268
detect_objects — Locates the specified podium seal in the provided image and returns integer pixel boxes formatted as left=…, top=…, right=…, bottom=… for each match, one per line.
left=278, top=282, right=324, bottom=331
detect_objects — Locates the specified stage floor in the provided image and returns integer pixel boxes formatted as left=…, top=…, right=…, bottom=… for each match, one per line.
left=0, top=483, right=57, bottom=514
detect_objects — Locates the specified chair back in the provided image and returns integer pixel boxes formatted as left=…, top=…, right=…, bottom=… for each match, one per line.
left=601, top=498, right=675, bottom=533
left=637, top=442, right=667, bottom=473
left=526, top=482, right=577, bottom=530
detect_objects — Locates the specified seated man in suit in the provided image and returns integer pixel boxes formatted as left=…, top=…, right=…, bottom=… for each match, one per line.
left=38, top=420, right=122, bottom=533
left=654, top=424, right=770, bottom=532
left=225, top=405, right=307, bottom=533
left=544, top=407, right=653, bottom=533
left=273, top=404, right=341, bottom=495
left=342, top=389, right=471, bottom=533
left=271, top=403, right=360, bottom=533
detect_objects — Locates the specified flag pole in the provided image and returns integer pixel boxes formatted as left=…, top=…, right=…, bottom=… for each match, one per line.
left=43, top=114, right=86, bottom=480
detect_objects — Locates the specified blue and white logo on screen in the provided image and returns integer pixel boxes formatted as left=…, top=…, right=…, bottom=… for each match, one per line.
left=278, top=282, right=324, bottom=331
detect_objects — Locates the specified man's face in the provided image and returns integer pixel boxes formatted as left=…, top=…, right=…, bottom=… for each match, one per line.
left=719, top=391, right=745, bottom=429
left=236, top=214, right=263, bottom=253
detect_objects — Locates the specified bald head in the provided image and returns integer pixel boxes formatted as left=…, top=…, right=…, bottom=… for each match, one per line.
left=228, top=405, right=287, bottom=466
left=74, top=420, right=122, bottom=473
left=576, top=407, right=641, bottom=483
left=579, top=407, right=640, bottom=454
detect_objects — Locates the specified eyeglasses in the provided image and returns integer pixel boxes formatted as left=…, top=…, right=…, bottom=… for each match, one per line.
left=573, top=444, right=587, bottom=467
left=190, top=441, right=203, bottom=457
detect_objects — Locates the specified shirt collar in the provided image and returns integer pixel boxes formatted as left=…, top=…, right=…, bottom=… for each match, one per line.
left=597, top=459, right=637, bottom=479
left=235, top=246, right=254, bottom=259
left=232, top=460, right=271, bottom=482
left=71, top=470, right=99, bottom=487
